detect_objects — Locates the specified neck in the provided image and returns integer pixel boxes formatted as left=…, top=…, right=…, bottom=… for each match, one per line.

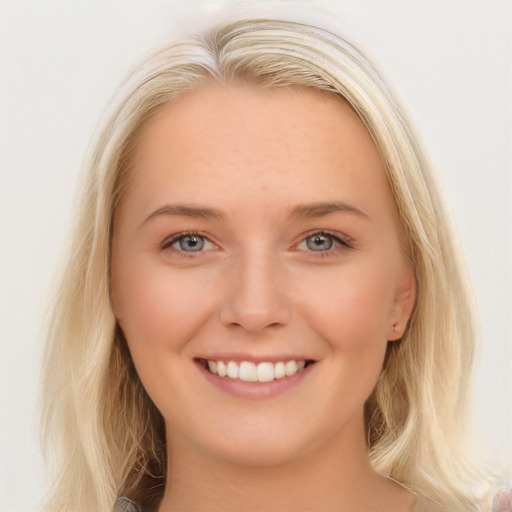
left=157, top=412, right=415, bottom=512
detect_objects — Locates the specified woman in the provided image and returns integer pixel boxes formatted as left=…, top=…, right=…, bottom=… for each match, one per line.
left=40, top=5, right=508, bottom=512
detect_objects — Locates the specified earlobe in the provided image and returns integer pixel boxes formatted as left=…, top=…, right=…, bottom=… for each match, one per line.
left=388, top=264, right=416, bottom=341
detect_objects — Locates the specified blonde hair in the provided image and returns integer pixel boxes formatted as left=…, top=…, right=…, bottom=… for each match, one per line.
left=41, top=8, right=491, bottom=512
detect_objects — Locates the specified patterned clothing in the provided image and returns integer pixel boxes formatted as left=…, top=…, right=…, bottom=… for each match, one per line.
left=113, top=496, right=142, bottom=512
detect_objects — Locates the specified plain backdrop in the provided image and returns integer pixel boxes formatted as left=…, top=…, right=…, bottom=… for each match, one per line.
left=0, top=1, right=510, bottom=510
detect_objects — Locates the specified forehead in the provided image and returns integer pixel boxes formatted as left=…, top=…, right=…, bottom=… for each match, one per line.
left=121, top=84, right=395, bottom=222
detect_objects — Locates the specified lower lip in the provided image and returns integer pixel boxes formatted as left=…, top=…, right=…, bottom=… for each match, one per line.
left=196, top=361, right=315, bottom=400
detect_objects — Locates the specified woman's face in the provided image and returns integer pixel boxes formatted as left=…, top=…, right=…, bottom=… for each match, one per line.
left=111, top=85, right=415, bottom=466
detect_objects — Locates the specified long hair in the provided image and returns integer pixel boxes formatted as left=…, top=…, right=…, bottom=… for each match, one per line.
left=41, top=7, right=490, bottom=512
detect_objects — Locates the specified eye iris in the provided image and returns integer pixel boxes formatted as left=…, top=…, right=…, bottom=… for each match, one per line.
left=306, top=234, right=333, bottom=251
left=178, top=236, right=204, bottom=252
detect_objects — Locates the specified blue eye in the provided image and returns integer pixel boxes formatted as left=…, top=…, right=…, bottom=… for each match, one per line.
left=305, top=233, right=334, bottom=251
left=297, top=231, right=352, bottom=255
left=176, top=235, right=205, bottom=252
left=162, top=232, right=215, bottom=253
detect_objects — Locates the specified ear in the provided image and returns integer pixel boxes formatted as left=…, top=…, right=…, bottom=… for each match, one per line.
left=387, top=262, right=416, bottom=341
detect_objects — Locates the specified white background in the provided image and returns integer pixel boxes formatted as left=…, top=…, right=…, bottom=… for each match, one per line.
left=0, top=1, right=510, bottom=510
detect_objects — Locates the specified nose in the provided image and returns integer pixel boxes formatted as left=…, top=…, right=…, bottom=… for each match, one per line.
left=219, top=251, right=292, bottom=332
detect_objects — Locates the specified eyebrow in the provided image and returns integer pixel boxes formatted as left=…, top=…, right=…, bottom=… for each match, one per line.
left=141, top=200, right=369, bottom=228
left=288, top=201, right=369, bottom=220
left=141, top=204, right=226, bottom=227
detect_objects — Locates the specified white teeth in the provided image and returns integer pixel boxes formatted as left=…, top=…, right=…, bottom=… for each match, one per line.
left=227, top=361, right=239, bottom=379
left=284, top=360, right=298, bottom=376
left=205, top=359, right=309, bottom=381
left=274, top=361, right=286, bottom=379
left=217, top=360, right=227, bottom=377
left=239, top=361, right=257, bottom=382
left=257, top=362, right=275, bottom=382
left=207, top=360, right=217, bottom=374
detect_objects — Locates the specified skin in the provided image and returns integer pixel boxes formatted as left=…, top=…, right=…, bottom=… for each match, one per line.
left=111, top=84, right=417, bottom=511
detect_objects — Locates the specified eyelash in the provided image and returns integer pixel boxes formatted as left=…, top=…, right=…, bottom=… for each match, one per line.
left=160, top=230, right=353, bottom=258
left=296, top=230, right=353, bottom=257
left=160, top=231, right=217, bottom=258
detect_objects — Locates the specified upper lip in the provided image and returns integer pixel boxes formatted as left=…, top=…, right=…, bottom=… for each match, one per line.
left=194, top=353, right=317, bottom=364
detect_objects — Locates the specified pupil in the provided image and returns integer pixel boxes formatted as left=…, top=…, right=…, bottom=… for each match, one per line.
left=179, top=236, right=204, bottom=251
left=307, top=234, right=333, bottom=251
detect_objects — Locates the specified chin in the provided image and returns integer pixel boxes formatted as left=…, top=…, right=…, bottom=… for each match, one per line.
left=213, top=438, right=306, bottom=468
left=198, top=414, right=340, bottom=469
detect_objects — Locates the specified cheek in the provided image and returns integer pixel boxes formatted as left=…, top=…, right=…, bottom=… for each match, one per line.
left=297, top=259, right=397, bottom=349
left=293, top=258, right=396, bottom=407
left=112, top=257, right=219, bottom=355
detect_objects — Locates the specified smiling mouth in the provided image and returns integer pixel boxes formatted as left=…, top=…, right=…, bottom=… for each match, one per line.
left=196, top=358, right=315, bottom=383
